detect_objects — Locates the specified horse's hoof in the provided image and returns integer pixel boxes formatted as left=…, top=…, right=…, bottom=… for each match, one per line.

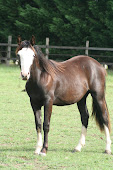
left=39, top=147, right=47, bottom=156
left=73, top=148, right=81, bottom=153
left=39, top=152, right=46, bottom=156
left=34, top=151, right=40, bottom=155
left=35, top=147, right=42, bottom=155
left=105, top=150, right=111, bottom=155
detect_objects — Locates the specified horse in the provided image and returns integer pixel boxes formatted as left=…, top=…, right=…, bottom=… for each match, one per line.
left=16, top=35, right=111, bottom=156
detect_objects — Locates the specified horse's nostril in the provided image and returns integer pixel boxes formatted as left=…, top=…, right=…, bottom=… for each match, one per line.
left=21, top=72, right=28, bottom=80
left=21, top=72, right=24, bottom=78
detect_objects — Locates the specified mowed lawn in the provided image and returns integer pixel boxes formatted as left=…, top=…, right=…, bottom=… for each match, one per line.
left=0, top=64, right=113, bottom=169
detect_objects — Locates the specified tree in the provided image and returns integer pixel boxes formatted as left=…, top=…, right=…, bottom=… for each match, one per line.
left=0, top=0, right=113, bottom=49
left=0, top=0, right=20, bottom=42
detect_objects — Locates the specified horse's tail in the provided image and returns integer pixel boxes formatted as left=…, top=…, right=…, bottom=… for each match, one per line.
left=92, top=97, right=111, bottom=132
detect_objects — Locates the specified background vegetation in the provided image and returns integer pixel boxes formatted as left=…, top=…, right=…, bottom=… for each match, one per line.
left=0, top=0, right=113, bottom=48
left=0, top=65, right=113, bottom=169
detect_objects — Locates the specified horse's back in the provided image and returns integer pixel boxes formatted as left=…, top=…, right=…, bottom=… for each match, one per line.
left=62, top=55, right=106, bottom=80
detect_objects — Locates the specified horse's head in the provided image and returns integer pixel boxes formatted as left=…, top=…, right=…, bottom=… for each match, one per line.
left=16, top=36, right=35, bottom=80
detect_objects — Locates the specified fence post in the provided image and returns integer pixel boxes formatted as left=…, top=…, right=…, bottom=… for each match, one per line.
left=45, top=37, right=49, bottom=59
left=7, top=35, right=12, bottom=65
left=85, top=40, right=89, bottom=56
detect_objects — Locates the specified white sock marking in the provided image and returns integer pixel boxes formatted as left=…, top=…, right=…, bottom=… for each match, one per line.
left=75, top=125, right=87, bottom=152
left=35, top=130, right=43, bottom=154
left=104, top=125, right=111, bottom=153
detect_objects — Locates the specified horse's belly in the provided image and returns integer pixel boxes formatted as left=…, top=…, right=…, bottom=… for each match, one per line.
left=26, top=74, right=89, bottom=106
left=54, top=76, right=89, bottom=106
left=53, top=99, right=75, bottom=106
left=53, top=92, right=84, bottom=106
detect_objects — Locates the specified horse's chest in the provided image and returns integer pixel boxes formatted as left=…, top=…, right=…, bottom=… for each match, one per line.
left=26, top=80, right=45, bottom=103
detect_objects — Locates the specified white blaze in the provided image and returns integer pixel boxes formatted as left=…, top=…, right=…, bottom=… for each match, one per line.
left=18, top=48, right=34, bottom=80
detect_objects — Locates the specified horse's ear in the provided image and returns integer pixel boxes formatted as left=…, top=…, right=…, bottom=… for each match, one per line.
left=17, top=35, right=22, bottom=45
left=30, top=35, right=35, bottom=46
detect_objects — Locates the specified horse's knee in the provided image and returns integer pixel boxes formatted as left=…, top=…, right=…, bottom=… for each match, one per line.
left=35, top=111, right=42, bottom=130
left=43, top=123, right=49, bottom=132
left=36, top=124, right=41, bottom=131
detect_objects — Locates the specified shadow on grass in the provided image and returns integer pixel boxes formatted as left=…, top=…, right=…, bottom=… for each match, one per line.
left=49, top=148, right=113, bottom=155
left=0, top=147, right=34, bottom=152
left=0, top=146, right=112, bottom=156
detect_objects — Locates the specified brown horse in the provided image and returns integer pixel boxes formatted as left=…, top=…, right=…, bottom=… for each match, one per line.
left=16, top=36, right=111, bottom=156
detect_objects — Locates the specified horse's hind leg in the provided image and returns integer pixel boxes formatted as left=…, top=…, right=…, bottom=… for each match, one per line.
left=104, top=124, right=111, bottom=154
left=74, top=95, right=89, bottom=152
left=92, top=92, right=111, bottom=154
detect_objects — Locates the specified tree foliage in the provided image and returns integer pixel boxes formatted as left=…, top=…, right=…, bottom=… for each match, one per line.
left=0, top=0, right=113, bottom=49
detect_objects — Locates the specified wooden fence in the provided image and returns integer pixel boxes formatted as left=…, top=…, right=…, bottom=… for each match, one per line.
left=0, top=36, right=113, bottom=66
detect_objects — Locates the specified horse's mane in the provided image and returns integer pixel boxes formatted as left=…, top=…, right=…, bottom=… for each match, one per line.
left=33, top=45, right=65, bottom=78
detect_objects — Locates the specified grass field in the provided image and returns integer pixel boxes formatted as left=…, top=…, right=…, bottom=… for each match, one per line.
left=0, top=64, right=113, bottom=169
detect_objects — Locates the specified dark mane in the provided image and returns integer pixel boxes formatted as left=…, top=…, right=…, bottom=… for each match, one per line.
left=33, top=45, right=65, bottom=78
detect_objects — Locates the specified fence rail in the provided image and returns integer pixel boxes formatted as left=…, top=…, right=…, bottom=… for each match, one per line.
left=0, top=36, right=113, bottom=66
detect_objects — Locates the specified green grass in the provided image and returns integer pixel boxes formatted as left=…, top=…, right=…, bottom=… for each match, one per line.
left=0, top=64, right=113, bottom=169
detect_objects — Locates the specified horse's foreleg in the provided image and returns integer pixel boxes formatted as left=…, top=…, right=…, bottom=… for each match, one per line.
left=34, top=110, right=42, bottom=154
left=40, top=99, right=53, bottom=156
left=30, top=99, right=42, bottom=154
left=35, top=129, right=42, bottom=154
left=74, top=98, right=89, bottom=152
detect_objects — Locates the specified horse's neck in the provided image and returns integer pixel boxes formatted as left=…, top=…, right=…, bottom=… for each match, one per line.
left=30, top=58, right=42, bottom=82
left=35, top=67, right=42, bottom=82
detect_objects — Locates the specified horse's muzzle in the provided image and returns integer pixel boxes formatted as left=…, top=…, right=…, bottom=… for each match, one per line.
left=21, top=72, right=29, bottom=80
left=22, top=75, right=27, bottom=80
